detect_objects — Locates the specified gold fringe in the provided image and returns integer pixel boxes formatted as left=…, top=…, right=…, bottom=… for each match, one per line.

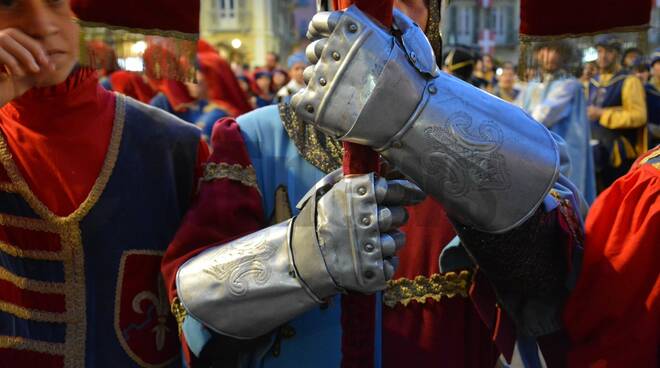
left=517, top=24, right=650, bottom=81
left=519, top=24, right=650, bottom=43
left=77, top=20, right=198, bottom=41
left=78, top=21, right=198, bottom=82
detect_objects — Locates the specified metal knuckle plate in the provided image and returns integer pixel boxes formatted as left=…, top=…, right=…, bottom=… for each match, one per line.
left=294, top=6, right=394, bottom=138
left=316, top=173, right=386, bottom=292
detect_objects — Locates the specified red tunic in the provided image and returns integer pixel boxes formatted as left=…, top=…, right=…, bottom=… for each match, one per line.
left=563, top=147, right=660, bottom=367
left=383, top=199, right=500, bottom=368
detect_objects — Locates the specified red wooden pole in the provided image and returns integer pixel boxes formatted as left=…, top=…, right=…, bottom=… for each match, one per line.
left=334, top=0, right=394, bottom=176
left=331, top=3, right=393, bottom=368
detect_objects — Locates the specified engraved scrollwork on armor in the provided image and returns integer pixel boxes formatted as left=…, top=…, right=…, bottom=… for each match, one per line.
left=422, top=110, right=511, bottom=197
left=202, top=233, right=278, bottom=297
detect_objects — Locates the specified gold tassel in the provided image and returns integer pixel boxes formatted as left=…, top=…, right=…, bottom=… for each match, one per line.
left=77, top=20, right=198, bottom=82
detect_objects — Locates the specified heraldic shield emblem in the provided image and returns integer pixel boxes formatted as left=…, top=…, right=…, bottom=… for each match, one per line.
left=114, top=250, right=179, bottom=367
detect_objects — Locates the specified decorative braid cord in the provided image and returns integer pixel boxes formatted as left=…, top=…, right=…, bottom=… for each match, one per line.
left=639, top=147, right=660, bottom=170
left=202, top=162, right=259, bottom=191
left=383, top=270, right=472, bottom=308
left=170, top=297, right=187, bottom=336
left=278, top=103, right=343, bottom=174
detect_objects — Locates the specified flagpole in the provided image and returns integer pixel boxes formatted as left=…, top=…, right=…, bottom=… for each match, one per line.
left=334, top=0, right=394, bottom=176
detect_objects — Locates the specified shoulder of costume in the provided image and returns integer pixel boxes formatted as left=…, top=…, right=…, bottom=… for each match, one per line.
left=235, top=104, right=284, bottom=140
left=123, top=95, right=201, bottom=139
left=645, top=83, right=660, bottom=96
left=635, top=145, right=660, bottom=170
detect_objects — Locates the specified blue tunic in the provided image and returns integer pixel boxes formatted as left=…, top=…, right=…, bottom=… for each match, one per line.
left=518, top=76, right=597, bottom=203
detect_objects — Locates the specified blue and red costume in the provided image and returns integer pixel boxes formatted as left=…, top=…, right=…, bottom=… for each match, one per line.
left=0, top=68, right=208, bottom=367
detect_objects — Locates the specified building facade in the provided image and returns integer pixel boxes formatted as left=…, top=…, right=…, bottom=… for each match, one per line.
left=442, top=0, right=520, bottom=62
left=201, top=0, right=298, bottom=67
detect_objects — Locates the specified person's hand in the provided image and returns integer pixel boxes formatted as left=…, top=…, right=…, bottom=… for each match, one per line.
left=587, top=106, right=604, bottom=121
left=308, top=170, right=426, bottom=293
left=0, top=28, right=53, bottom=107
left=291, top=6, right=437, bottom=147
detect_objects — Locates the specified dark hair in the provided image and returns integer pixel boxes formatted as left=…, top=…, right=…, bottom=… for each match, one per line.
left=501, top=61, right=516, bottom=72
left=267, top=52, right=280, bottom=63
left=622, top=47, right=643, bottom=65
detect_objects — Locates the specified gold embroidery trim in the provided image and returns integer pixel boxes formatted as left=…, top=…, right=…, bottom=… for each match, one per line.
left=171, top=297, right=187, bottom=336
left=0, top=95, right=125, bottom=224
left=0, top=214, right=60, bottom=233
left=0, top=94, right=127, bottom=367
left=0, top=240, right=63, bottom=261
left=383, top=271, right=472, bottom=308
left=639, top=148, right=660, bottom=166
left=0, top=336, right=66, bottom=356
left=278, top=103, right=343, bottom=174
left=0, top=182, right=19, bottom=193
left=202, top=162, right=259, bottom=190
left=0, top=266, right=65, bottom=294
left=0, top=300, right=67, bottom=323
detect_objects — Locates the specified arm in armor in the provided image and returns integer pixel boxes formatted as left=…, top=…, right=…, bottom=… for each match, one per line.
left=176, top=170, right=424, bottom=339
left=291, top=6, right=584, bottom=337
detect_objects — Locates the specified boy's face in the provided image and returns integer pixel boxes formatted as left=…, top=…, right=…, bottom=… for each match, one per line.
left=0, top=0, right=79, bottom=86
left=290, top=62, right=305, bottom=84
left=498, top=68, right=515, bottom=88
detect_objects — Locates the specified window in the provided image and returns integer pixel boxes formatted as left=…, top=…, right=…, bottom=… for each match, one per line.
left=218, top=0, right=236, bottom=19
left=491, top=5, right=511, bottom=44
left=210, top=0, right=239, bottom=30
left=456, top=6, right=474, bottom=44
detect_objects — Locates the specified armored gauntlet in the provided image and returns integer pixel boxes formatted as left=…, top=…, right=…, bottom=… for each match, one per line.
left=292, top=6, right=560, bottom=233
left=176, top=171, right=424, bottom=339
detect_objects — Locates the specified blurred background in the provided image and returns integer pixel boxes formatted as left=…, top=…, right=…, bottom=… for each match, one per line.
left=197, top=0, right=660, bottom=68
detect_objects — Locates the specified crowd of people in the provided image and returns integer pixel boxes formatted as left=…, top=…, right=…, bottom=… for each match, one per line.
left=442, top=38, right=659, bottom=200
left=98, top=35, right=659, bottom=202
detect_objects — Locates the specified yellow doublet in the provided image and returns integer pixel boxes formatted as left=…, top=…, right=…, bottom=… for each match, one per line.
left=598, top=74, right=647, bottom=129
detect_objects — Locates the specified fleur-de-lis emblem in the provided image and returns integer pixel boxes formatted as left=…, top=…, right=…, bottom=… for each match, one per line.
left=132, top=275, right=171, bottom=351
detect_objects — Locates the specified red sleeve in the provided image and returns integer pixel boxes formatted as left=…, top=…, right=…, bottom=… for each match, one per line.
left=563, top=162, right=660, bottom=367
left=192, top=139, right=210, bottom=187
left=162, top=117, right=264, bottom=302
